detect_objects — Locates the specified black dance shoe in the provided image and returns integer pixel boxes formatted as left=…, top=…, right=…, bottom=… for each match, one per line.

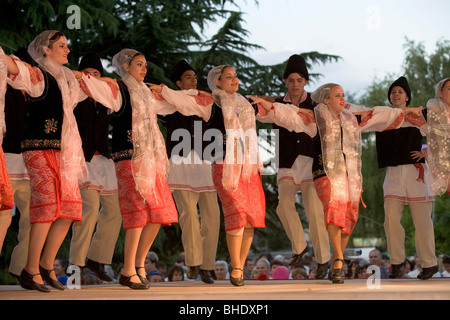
left=199, top=269, right=214, bottom=284
left=389, top=262, right=403, bottom=279
left=119, top=274, right=149, bottom=290
left=316, top=262, right=328, bottom=279
left=328, top=259, right=344, bottom=284
left=187, top=266, right=200, bottom=279
left=135, top=267, right=151, bottom=288
left=39, top=265, right=65, bottom=291
left=417, top=265, right=439, bottom=280
left=19, top=269, right=50, bottom=293
left=86, top=259, right=113, bottom=282
left=229, top=268, right=245, bottom=287
left=288, top=247, right=308, bottom=267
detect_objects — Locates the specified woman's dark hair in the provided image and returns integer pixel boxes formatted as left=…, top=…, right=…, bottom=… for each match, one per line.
left=167, top=265, right=185, bottom=281
left=55, top=257, right=69, bottom=270
left=48, top=31, right=66, bottom=49
left=129, top=52, right=145, bottom=64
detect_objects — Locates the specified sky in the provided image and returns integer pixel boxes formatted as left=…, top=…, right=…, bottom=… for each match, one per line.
left=210, top=0, right=450, bottom=97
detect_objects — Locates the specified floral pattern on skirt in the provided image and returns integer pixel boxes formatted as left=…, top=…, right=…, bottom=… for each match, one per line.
left=314, top=176, right=359, bottom=235
left=0, top=146, right=14, bottom=211
left=212, top=163, right=265, bottom=232
left=115, top=160, right=178, bottom=229
left=23, top=150, right=82, bottom=223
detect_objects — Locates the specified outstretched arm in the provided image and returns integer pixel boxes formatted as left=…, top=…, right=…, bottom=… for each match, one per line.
left=148, top=83, right=214, bottom=121
left=251, top=96, right=316, bottom=137
left=0, top=47, right=19, bottom=75
left=3, top=54, right=19, bottom=75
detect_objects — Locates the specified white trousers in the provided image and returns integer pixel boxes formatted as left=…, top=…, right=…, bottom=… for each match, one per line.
left=7, top=179, right=31, bottom=276
left=276, top=180, right=330, bottom=264
left=384, top=199, right=437, bottom=268
left=173, top=190, right=220, bottom=270
left=69, top=188, right=122, bottom=266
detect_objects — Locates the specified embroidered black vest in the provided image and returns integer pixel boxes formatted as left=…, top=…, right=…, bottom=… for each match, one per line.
left=21, top=70, right=63, bottom=151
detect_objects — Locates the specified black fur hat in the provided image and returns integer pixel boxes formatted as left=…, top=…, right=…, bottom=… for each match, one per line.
left=170, top=59, right=196, bottom=84
left=78, top=52, right=103, bottom=76
left=388, top=76, right=411, bottom=106
left=283, top=54, right=309, bottom=80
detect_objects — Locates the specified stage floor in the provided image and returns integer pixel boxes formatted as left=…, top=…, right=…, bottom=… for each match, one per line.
left=1, top=277, right=449, bottom=300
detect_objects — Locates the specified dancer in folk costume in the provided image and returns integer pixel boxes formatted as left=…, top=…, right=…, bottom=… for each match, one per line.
left=426, top=77, right=450, bottom=196
left=310, top=83, right=420, bottom=283
left=1, top=30, right=121, bottom=292
left=206, top=65, right=314, bottom=286
left=255, top=55, right=330, bottom=277
left=69, top=53, right=123, bottom=282
left=377, top=77, right=438, bottom=280
left=160, top=60, right=220, bottom=283
left=206, top=65, right=266, bottom=286
left=2, top=48, right=33, bottom=278
left=0, top=47, right=14, bottom=254
left=111, top=49, right=213, bottom=289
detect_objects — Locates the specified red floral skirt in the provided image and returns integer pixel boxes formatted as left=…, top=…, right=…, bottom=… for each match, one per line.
left=314, top=176, right=359, bottom=235
left=212, top=163, right=265, bottom=232
left=115, top=160, right=178, bottom=229
left=23, top=150, right=82, bottom=223
left=0, top=146, right=13, bottom=211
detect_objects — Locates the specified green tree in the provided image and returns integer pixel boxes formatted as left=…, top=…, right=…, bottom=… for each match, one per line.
left=402, top=37, right=450, bottom=107
left=0, top=0, right=119, bottom=58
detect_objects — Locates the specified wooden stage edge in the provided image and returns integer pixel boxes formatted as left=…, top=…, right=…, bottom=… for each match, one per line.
left=0, top=277, right=449, bottom=301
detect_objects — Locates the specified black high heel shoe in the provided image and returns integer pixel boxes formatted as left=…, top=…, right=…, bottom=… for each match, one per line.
left=119, top=274, right=149, bottom=290
left=328, top=259, right=344, bottom=284
left=19, top=269, right=50, bottom=293
left=39, top=265, right=65, bottom=290
left=230, top=268, right=245, bottom=287
left=136, top=267, right=151, bottom=288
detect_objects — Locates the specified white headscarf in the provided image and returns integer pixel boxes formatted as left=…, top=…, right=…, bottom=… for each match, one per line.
left=112, top=49, right=168, bottom=203
left=312, top=83, right=363, bottom=204
left=426, top=78, right=450, bottom=195
left=207, top=65, right=261, bottom=190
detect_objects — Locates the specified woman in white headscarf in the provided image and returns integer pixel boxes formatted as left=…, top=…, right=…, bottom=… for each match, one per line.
left=110, top=49, right=213, bottom=289
left=0, top=30, right=121, bottom=292
left=427, top=77, right=450, bottom=196
left=310, top=83, right=418, bottom=283
left=206, top=65, right=274, bottom=286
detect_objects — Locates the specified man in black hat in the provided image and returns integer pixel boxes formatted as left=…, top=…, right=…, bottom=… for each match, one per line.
left=159, top=60, right=220, bottom=284
left=377, top=76, right=438, bottom=280
left=69, top=52, right=123, bottom=282
left=273, top=54, right=330, bottom=277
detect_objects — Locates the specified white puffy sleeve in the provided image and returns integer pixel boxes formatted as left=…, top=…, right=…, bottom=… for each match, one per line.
left=257, top=102, right=317, bottom=137
left=347, top=104, right=405, bottom=132
left=5, top=55, right=45, bottom=98
left=78, top=73, right=122, bottom=112
left=401, top=109, right=427, bottom=135
left=154, top=86, right=213, bottom=121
